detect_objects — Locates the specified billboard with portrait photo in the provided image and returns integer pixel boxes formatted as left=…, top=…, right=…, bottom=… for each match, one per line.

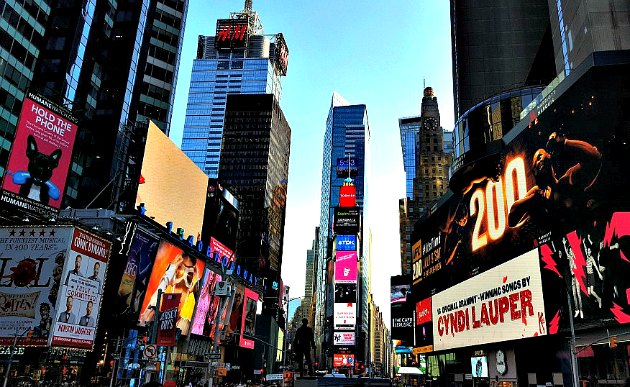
left=0, top=227, right=74, bottom=346
left=191, top=268, right=222, bottom=337
left=240, top=288, right=258, bottom=349
left=50, top=228, right=112, bottom=349
left=1, top=93, right=78, bottom=214
left=139, top=240, right=204, bottom=336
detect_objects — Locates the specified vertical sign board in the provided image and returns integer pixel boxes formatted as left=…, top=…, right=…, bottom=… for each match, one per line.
left=0, top=227, right=74, bottom=346
left=1, top=93, right=78, bottom=215
left=240, top=288, right=258, bottom=349
left=50, top=228, right=112, bottom=349
left=334, top=251, right=357, bottom=283
left=157, top=293, right=181, bottom=346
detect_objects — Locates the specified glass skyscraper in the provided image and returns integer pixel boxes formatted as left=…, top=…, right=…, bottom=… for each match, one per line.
left=399, top=116, right=422, bottom=198
left=181, top=6, right=285, bottom=178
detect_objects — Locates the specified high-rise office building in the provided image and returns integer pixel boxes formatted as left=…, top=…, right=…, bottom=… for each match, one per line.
left=301, top=230, right=318, bottom=326
left=219, top=93, right=290, bottom=279
left=450, top=0, right=556, bottom=120
left=399, top=116, right=422, bottom=199
left=181, top=2, right=287, bottom=177
left=315, top=92, right=370, bottom=367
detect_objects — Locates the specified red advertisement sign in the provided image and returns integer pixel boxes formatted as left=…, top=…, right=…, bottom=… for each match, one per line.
left=240, top=288, right=258, bottom=349
left=1, top=93, right=78, bottom=214
left=416, top=298, right=432, bottom=325
left=157, top=293, right=181, bottom=346
left=339, top=185, right=356, bottom=207
left=333, top=354, right=355, bottom=368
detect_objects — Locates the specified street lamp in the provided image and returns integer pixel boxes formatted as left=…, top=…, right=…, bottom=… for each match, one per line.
left=3, top=328, right=29, bottom=387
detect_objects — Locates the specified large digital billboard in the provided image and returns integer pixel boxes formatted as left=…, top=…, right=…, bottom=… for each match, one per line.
left=333, top=207, right=360, bottom=235
left=334, top=302, right=356, bottom=331
left=336, top=158, right=358, bottom=178
left=240, top=288, right=258, bottom=349
left=431, top=249, right=547, bottom=351
left=391, top=275, right=414, bottom=345
left=139, top=240, right=205, bottom=336
left=0, top=227, right=73, bottom=346
left=50, top=228, right=112, bottom=349
left=339, top=185, right=356, bottom=207
left=334, top=331, right=355, bottom=346
left=334, top=251, right=357, bottom=283
left=201, top=180, right=239, bottom=252
left=1, top=93, right=78, bottom=214
left=335, top=235, right=357, bottom=251
left=333, top=354, right=355, bottom=368
left=215, top=18, right=249, bottom=50
left=274, top=33, right=289, bottom=76
left=415, top=297, right=433, bottom=352
left=190, top=268, right=222, bottom=337
left=136, top=122, right=208, bottom=239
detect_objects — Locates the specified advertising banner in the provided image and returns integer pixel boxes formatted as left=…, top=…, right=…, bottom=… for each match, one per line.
left=335, top=283, right=356, bottom=303
left=50, top=228, right=112, bottom=349
left=432, top=249, right=547, bottom=351
left=333, top=354, right=355, bottom=368
left=334, top=251, right=357, bottom=283
left=334, top=331, right=356, bottom=346
left=201, top=180, right=239, bottom=251
left=227, top=284, right=245, bottom=335
left=157, top=293, right=180, bottom=346
left=215, top=18, right=249, bottom=50
left=274, top=33, right=289, bottom=76
left=334, top=302, right=356, bottom=331
left=415, top=297, right=433, bottom=351
left=336, top=235, right=357, bottom=251
left=339, top=185, right=356, bottom=207
left=190, top=268, right=222, bottom=337
left=333, top=207, right=360, bottom=235
left=391, top=275, right=414, bottom=344
left=116, top=229, right=159, bottom=317
left=139, top=240, right=204, bottom=336
left=1, top=93, right=78, bottom=214
left=336, top=158, right=358, bottom=178
left=0, top=227, right=73, bottom=346
left=240, top=288, right=258, bottom=349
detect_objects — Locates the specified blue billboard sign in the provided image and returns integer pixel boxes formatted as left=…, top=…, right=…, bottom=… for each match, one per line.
left=336, top=235, right=357, bottom=251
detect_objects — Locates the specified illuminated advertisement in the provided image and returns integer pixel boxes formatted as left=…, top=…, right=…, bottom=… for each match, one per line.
left=333, top=207, right=360, bottom=235
left=274, top=33, right=289, bottom=76
left=334, top=251, right=357, bottom=283
left=339, top=185, right=356, bottom=207
left=136, top=122, right=208, bottom=239
left=470, top=356, right=488, bottom=378
left=240, top=288, right=258, bottom=349
left=432, top=250, right=547, bottom=351
left=391, top=284, right=411, bottom=305
left=415, top=297, right=433, bottom=351
left=50, top=228, right=112, bottom=349
left=190, top=268, right=222, bottom=337
left=537, top=212, right=630, bottom=331
left=336, top=158, right=358, bottom=178
left=157, top=293, right=180, bottom=346
left=334, top=302, right=356, bottom=331
left=333, top=331, right=355, bottom=346
left=139, top=240, right=205, bottom=336
left=335, top=283, right=356, bottom=303
left=336, top=235, right=357, bottom=251
left=0, top=227, right=73, bottom=346
left=391, top=275, right=413, bottom=344
left=333, top=354, right=355, bottom=368
left=201, top=180, right=239, bottom=252
left=1, top=93, right=78, bottom=214
left=215, top=18, right=249, bottom=50
left=228, top=284, right=245, bottom=335
left=116, top=229, right=159, bottom=317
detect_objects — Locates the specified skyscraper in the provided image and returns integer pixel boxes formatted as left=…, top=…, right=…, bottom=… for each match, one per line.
left=399, top=116, right=422, bottom=199
left=315, top=92, right=370, bottom=367
left=181, top=2, right=287, bottom=177
left=301, top=229, right=318, bottom=326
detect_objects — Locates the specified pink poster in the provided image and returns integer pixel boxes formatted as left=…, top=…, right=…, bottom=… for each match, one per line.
left=335, top=251, right=357, bottom=283
left=1, top=93, right=78, bottom=213
left=239, top=288, right=258, bottom=349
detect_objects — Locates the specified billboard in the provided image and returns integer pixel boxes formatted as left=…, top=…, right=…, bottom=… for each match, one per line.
left=335, top=283, right=356, bottom=303
left=339, top=185, right=356, bottom=207
left=215, top=18, right=249, bottom=50
left=274, top=33, right=289, bottom=76
left=391, top=284, right=411, bottom=305
left=336, top=158, right=358, bottom=178
left=333, top=331, right=355, bottom=346
left=415, top=297, right=433, bottom=351
left=334, top=302, right=356, bottom=331
left=115, top=229, right=159, bottom=317
left=50, top=228, right=112, bottom=349
left=432, top=249, right=547, bottom=351
left=136, top=122, right=208, bottom=239
left=391, top=275, right=413, bottom=344
left=336, top=235, right=357, bottom=251
left=0, top=227, right=73, bottom=346
left=471, top=356, right=489, bottom=378
left=333, top=354, right=355, bottom=368
left=190, top=268, right=222, bottom=337
left=333, top=207, right=360, bottom=235
left=334, top=251, right=357, bottom=283
left=1, top=93, right=78, bottom=214
left=139, top=240, right=205, bottom=336
left=157, top=293, right=180, bottom=346
left=227, top=284, right=245, bottom=335
left=240, top=288, right=258, bottom=349
left=201, top=180, right=239, bottom=251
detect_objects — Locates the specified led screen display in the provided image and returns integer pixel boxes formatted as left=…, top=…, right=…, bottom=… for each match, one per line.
left=470, top=356, right=488, bottom=378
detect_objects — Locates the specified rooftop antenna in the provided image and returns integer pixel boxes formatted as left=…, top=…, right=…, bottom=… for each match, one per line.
left=244, top=0, right=252, bottom=12
left=423, top=78, right=426, bottom=90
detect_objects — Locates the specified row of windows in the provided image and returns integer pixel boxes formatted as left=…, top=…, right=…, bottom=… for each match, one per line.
left=0, top=27, right=37, bottom=70
left=3, top=2, right=44, bottom=48
left=144, top=62, right=173, bottom=83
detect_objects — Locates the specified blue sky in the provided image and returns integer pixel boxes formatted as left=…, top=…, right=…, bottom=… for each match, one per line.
left=169, top=0, right=454, bottom=327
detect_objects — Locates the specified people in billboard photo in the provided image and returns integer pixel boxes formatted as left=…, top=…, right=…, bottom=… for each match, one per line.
left=79, top=300, right=95, bottom=327
left=509, top=132, right=602, bottom=229
left=88, top=262, right=101, bottom=289
left=139, top=242, right=204, bottom=335
left=65, top=254, right=82, bottom=285
left=244, top=297, right=256, bottom=336
left=229, top=287, right=244, bottom=333
left=57, top=295, right=76, bottom=324
left=32, top=303, right=52, bottom=338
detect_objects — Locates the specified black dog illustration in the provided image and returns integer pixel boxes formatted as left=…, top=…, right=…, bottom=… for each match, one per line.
left=17, top=135, right=62, bottom=205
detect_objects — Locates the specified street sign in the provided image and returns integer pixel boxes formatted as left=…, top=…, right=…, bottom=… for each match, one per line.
left=143, top=344, right=157, bottom=359
left=267, top=374, right=283, bottom=381
left=205, top=351, right=221, bottom=360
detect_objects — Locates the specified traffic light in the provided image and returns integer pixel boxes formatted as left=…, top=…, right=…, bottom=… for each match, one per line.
left=609, top=335, right=618, bottom=348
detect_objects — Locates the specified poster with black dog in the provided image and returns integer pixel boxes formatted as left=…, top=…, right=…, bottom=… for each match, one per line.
left=0, top=92, right=78, bottom=214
